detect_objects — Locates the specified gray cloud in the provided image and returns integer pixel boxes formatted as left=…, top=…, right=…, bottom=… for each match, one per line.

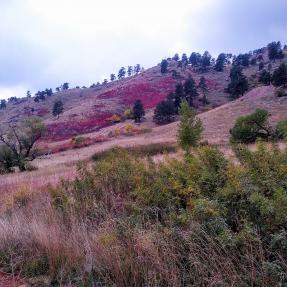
left=0, top=0, right=286, bottom=98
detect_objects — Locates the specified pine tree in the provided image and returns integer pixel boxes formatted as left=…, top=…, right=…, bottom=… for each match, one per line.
left=189, top=52, right=201, bottom=66
left=160, top=59, right=168, bottom=74
left=52, top=100, right=64, bottom=119
left=26, top=90, right=31, bottom=98
left=62, top=83, right=69, bottom=90
left=134, top=64, right=141, bottom=74
left=172, top=83, right=185, bottom=112
left=198, top=76, right=209, bottom=105
left=127, top=66, right=133, bottom=77
left=118, top=67, right=126, bottom=79
left=133, top=100, right=145, bottom=123
left=214, top=53, right=226, bottom=72
left=172, top=53, right=179, bottom=61
left=0, top=99, right=6, bottom=109
left=184, top=77, right=198, bottom=106
left=181, top=53, right=188, bottom=67
left=272, top=63, right=287, bottom=87
left=227, top=66, right=248, bottom=98
left=153, top=100, right=175, bottom=124
left=200, top=51, right=211, bottom=72
left=233, top=54, right=250, bottom=67
left=268, top=41, right=284, bottom=61
left=259, top=70, right=271, bottom=85
left=110, top=74, right=116, bottom=81
left=177, top=100, right=203, bottom=154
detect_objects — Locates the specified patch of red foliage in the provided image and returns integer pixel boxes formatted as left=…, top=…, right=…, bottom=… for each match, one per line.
left=45, top=112, right=112, bottom=141
left=99, top=75, right=177, bottom=109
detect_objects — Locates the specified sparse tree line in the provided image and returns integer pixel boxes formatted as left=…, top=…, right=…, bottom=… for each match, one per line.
left=0, top=63, right=145, bottom=106
left=161, top=41, right=286, bottom=76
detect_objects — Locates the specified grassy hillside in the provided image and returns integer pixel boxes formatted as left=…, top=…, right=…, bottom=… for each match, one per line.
left=1, top=44, right=287, bottom=286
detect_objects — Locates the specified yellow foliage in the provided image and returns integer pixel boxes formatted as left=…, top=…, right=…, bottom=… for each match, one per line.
left=109, top=114, right=121, bottom=123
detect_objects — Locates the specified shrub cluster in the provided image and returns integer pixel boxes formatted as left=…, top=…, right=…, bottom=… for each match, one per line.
left=0, top=144, right=287, bottom=286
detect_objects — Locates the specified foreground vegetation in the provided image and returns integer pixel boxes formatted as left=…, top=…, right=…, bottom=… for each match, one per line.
left=0, top=141, right=287, bottom=286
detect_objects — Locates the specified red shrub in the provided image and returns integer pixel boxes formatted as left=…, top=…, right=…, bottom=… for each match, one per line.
left=99, top=75, right=177, bottom=109
left=45, top=112, right=112, bottom=141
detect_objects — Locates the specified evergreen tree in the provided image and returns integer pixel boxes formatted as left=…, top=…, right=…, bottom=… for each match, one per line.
left=214, top=53, right=227, bottom=72
left=227, top=66, right=248, bottom=98
left=198, top=76, right=209, bottom=105
left=172, top=83, right=185, bottom=112
left=62, top=83, right=69, bottom=90
left=172, top=53, right=179, bottom=61
left=200, top=51, right=211, bottom=72
left=259, top=70, right=271, bottom=85
left=189, top=52, right=201, bottom=66
left=0, top=99, right=6, bottom=109
left=26, top=90, right=31, bottom=98
left=181, top=53, right=188, bottom=67
left=233, top=54, right=250, bottom=67
left=153, top=100, right=175, bottom=124
left=45, top=88, right=53, bottom=96
left=127, top=66, right=133, bottom=77
left=134, top=64, right=141, bottom=74
left=160, top=59, right=168, bottom=74
left=268, top=41, right=284, bottom=61
left=272, top=63, right=287, bottom=87
left=118, top=67, right=126, bottom=79
left=52, top=100, right=64, bottom=119
left=133, top=100, right=145, bottom=123
left=177, top=100, right=203, bottom=154
left=184, top=77, right=198, bottom=106
left=110, top=74, right=116, bottom=81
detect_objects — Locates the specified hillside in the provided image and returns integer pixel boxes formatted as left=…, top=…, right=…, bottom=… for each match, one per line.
left=25, top=85, right=285, bottom=168
left=0, top=65, right=231, bottom=141
left=1, top=84, right=286, bottom=201
left=1, top=45, right=287, bottom=287
left=1, top=46, right=286, bottom=144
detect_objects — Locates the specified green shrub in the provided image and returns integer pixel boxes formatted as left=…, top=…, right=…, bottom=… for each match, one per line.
left=230, top=109, right=272, bottom=143
left=2, top=143, right=287, bottom=286
left=276, top=119, right=287, bottom=139
left=0, top=145, right=14, bottom=173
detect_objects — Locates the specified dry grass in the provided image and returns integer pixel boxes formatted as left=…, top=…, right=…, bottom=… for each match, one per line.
left=0, top=165, right=76, bottom=210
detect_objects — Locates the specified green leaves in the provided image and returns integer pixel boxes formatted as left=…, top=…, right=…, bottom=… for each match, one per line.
left=177, top=100, right=203, bottom=154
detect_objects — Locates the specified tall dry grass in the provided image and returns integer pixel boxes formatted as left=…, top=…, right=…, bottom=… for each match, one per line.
left=0, top=145, right=286, bottom=286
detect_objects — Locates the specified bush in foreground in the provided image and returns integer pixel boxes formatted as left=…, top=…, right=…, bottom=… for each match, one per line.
left=0, top=144, right=287, bottom=286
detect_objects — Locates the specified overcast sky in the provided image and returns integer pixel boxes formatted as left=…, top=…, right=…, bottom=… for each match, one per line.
left=0, top=0, right=287, bottom=99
